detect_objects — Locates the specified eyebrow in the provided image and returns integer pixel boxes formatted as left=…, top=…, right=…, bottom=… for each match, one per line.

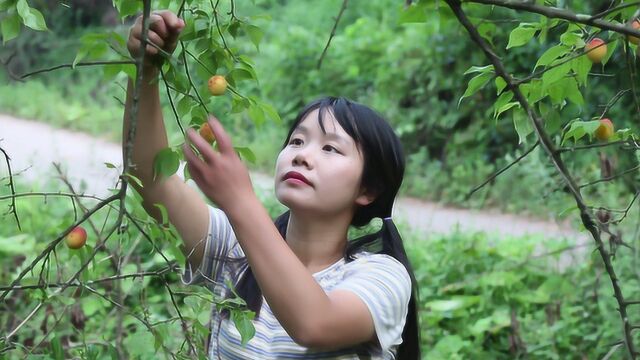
left=292, top=125, right=350, bottom=146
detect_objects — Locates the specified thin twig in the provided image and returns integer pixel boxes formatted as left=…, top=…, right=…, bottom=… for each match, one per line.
left=161, top=68, right=187, bottom=137
left=466, top=140, right=539, bottom=200
left=317, top=0, right=349, bottom=69
left=466, top=0, right=640, bottom=39
left=612, top=191, right=640, bottom=225
left=180, top=42, right=210, bottom=115
left=556, top=140, right=633, bottom=153
left=589, top=2, right=640, bottom=21
left=0, top=146, right=21, bottom=230
left=579, top=164, right=640, bottom=189
left=599, top=89, right=630, bottom=121
left=20, top=60, right=135, bottom=79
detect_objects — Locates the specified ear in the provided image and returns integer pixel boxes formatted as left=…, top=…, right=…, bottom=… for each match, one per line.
left=355, top=188, right=377, bottom=207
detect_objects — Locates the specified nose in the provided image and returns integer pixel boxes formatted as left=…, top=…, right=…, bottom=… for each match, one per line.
left=292, top=147, right=313, bottom=169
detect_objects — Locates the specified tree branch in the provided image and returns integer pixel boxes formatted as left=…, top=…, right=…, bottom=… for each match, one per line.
left=446, top=0, right=637, bottom=356
left=20, top=60, right=135, bottom=79
left=317, top=0, right=349, bottom=69
left=0, top=145, right=21, bottom=230
left=466, top=140, right=539, bottom=200
left=465, top=0, right=640, bottom=39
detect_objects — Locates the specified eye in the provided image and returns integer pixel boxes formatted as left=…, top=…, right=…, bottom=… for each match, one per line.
left=289, top=138, right=303, bottom=146
left=323, top=145, right=340, bottom=153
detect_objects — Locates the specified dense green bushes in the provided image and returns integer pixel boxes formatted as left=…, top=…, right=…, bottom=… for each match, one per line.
left=1, top=177, right=637, bottom=358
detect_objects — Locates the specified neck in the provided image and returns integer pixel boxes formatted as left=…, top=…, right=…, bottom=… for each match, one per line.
left=285, top=211, right=352, bottom=274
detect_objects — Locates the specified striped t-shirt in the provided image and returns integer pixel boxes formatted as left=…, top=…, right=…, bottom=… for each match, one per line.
left=182, top=206, right=412, bottom=359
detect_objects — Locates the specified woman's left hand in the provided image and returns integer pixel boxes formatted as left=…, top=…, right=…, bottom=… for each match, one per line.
left=182, top=116, right=255, bottom=211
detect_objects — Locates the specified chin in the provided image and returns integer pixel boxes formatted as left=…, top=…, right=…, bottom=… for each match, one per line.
left=275, top=190, right=316, bottom=213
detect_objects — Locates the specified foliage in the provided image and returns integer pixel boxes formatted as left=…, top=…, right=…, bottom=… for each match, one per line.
left=3, top=0, right=640, bottom=357
left=407, top=227, right=640, bottom=358
left=2, top=176, right=639, bottom=358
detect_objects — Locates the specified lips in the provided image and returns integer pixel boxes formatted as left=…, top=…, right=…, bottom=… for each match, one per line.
left=283, top=171, right=312, bottom=186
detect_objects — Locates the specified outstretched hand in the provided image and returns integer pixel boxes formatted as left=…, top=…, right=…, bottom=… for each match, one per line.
left=182, top=116, right=255, bottom=211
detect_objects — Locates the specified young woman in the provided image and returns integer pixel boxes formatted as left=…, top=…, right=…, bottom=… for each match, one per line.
left=124, top=10, right=420, bottom=359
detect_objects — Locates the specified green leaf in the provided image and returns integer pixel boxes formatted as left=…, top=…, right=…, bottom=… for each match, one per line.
left=496, top=102, right=519, bottom=121
left=470, top=310, right=510, bottom=337
left=494, top=77, right=507, bottom=95
left=152, top=147, right=180, bottom=181
left=425, top=296, right=481, bottom=314
left=571, top=55, right=592, bottom=87
left=492, top=92, right=514, bottom=120
left=235, top=146, right=256, bottom=164
left=50, top=335, right=64, bottom=360
left=228, top=68, right=255, bottom=84
left=177, top=95, right=196, bottom=118
left=247, top=103, right=266, bottom=127
left=561, top=120, right=600, bottom=145
left=259, top=101, right=281, bottom=124
left=534, top=45, right=568, bottom=70
left=153, top=203, right=170, bottom=226
left=542, top=61, right=571, bottom=88
left=398, top=1, right=428, bottom=24
left=520, top=79, right=545, bottom=104
left=559, top=31, right=583, bottom=47
left=73, top=33, right=110, bottom=67
left=16, top=0, right=47, bottom=31
left=463, top=64, right=494, bottom=75
left=539, top=103, right=562, bottom=135
left=564, top=78, right=584, bottom=106
left=113, top=0, right=140, bottom=19
left=477, top=22, right=497, bottom=46
left=506, top=25, right=537, bottom=49
left=458, top=72, right=493, bottom=107
left=602, top=39, right=618, bottom=66
left=245, top=24, right=263, bottom=51
left=231, top=310, right=256, bottom=345
left=1, top=12, right=21, bottom=43
left=124, top=331, right=155, bottom=357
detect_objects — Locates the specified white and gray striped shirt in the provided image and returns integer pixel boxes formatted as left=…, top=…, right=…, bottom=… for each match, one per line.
left=182, top=206, right=412, bottom=359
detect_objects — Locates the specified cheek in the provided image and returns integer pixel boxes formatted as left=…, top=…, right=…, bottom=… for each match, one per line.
left=275, top=150, right=288, bottom=171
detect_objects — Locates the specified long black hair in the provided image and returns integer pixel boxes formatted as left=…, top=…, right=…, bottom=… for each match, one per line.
left=233, top=96, right=421, bottom=359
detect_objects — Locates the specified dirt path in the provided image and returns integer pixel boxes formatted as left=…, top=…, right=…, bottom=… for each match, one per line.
left=0, top=114, right=587, bottom=245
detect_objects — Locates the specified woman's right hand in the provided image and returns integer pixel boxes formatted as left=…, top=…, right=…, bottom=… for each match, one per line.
left=127, top=10, right=185, bottom=68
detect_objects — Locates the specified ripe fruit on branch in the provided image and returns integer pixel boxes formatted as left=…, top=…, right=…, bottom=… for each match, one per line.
left=628, top=19, right=640, bottom=45
left=199, top=123, right=216, bottom=143
left=585, top=38, right=607, bottom=63
left=595, top=118, right=614, bottom=141
left=66, top=226, right=87, bottom=249
left=208, top=75, right=227, bottom=96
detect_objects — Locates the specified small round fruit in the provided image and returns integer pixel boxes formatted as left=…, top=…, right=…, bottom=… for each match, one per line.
left=585, top=38, right=607, bottom=63
left=628, top=19, right=640, bottom=45
left=595, top=118, right=614, bottom=141
left=208, top=75, right=227, bottom=96
left=199, top=123, right=216, bottom=143
left=66, top=226, right=87, bottom=249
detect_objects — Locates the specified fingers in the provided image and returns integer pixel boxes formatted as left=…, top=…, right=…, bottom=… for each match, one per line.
left=182, top=141, right=205, bottom=176
left=185, top=128, right=218, bottom=164
left=128, top=10, right=184, bottom=58
left=154, top=10, right=185, bottom=34
left=206, top=116, right=234, bottom=154
left=149, top=13, right=169, bottom=38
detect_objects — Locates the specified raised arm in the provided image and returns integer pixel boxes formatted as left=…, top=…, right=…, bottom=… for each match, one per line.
left=123, top=11, right=208, bottom=270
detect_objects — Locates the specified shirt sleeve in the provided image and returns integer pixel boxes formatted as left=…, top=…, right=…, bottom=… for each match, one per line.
left=332, top=254, right=412, bottom=353
left=181, top=205, right=246, bottom=290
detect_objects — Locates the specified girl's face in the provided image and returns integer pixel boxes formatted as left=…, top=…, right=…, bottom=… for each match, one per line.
left=274, top=109, right=374, bottom=217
